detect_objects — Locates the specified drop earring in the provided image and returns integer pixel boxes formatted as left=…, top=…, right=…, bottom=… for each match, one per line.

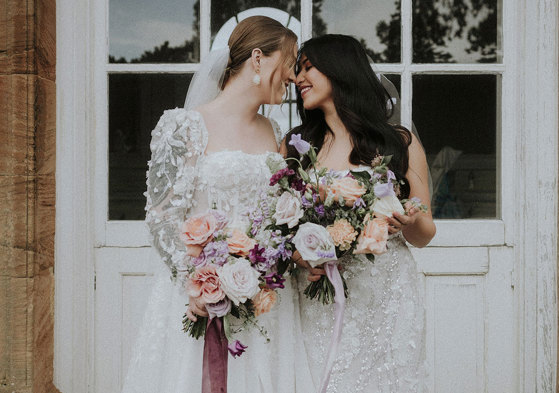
left=252, top=72, right=261, bottom=86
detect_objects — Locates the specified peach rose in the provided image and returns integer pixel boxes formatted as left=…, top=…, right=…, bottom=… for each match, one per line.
left=329, top=177, right=366, bottom=207
left=227, top=229, right=257, bottom=257
left=353, top=215, right=389, bottom=255
left=180, top=212, right=217, bottom=257
left=186, top=265, right=225, bottom=305
left=252, top=288, right=278, bottom=316
left=327, top=219, right=359, bottom=251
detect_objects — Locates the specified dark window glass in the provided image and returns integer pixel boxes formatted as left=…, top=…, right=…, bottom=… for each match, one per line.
left=108, top=74, right=193, bottom=220
left=412, top=0, right=501, bottom=63
left=413, top=74, right=498, bottom=219
left=316, top=0, right=401, bottom=63
left=109, top=0, right=200, bottom=63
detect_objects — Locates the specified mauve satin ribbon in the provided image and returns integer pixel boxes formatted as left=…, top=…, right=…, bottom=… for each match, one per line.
left=202, top=317, right=228, bottom=393
left=318, top=261, right=346, bottom=393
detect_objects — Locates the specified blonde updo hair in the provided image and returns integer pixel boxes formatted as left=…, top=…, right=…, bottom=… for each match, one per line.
left=221, top=15, right=298, bottom=89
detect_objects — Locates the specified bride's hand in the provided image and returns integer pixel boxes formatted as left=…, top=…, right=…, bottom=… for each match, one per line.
left=386, top=202, right=420, bottom=234
left=186, top=296, right=209, bottom=322
left=292, top=250, right=326, bottom=282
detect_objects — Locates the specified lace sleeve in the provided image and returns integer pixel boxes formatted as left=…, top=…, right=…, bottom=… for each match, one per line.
left=269, top=117, right=285, bottom=148
left=144, top=109, right=207, bottom=277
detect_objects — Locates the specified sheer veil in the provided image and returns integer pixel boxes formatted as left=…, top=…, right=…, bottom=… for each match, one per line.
left=184, top=47, right=230, bottom=110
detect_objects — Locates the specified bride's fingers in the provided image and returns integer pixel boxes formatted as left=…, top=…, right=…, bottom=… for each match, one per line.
left=307, top=273, right=322, bottom=282
left=186, top=307, right=198, bottom=322
left=309, top=267, right=326, bottom=275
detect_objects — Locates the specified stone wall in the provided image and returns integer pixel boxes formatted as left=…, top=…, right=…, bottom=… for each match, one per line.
left=0, top=0, right=58, bottom=392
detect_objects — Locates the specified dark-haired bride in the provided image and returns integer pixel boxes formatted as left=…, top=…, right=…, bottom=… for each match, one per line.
left=283, top=34, right=436, bottom=392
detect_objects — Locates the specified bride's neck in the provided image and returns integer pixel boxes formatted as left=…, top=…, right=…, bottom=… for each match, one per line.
left=323, top=104, right=349, bottom=139
left=210, top=78, right=262, bottom=121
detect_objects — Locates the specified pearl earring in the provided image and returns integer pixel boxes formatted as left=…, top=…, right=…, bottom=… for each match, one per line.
left=252, top=73, right=261, bottom=86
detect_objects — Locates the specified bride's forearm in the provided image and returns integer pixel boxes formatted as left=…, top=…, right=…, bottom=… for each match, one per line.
left=402, top=214, right=436, bottom=248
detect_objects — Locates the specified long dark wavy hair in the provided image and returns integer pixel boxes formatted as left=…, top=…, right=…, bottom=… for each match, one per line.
left=286, top=34, right=412, bottom=197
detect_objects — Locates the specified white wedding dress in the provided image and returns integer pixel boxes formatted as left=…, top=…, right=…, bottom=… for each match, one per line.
left=297, top=176, right=427, bottom=392
left=121, top=109, right=314, bottom=393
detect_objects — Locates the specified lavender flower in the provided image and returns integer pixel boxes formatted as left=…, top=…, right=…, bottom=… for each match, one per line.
left=228, top=340, right=248, bottom=358
left=203, top=240, right=229, bottom=266
left=314, top=204, right=325, bottom=217
left=288, top=134, right=311, bottom=154
left=373, top=182, right=395, bottom=198
left=206, top=298, right=232, bottom=319
left=353, top=198, right=366, bottom=208
left=264, top=272, right=286, bottom=289
left=386, top=170, right=396, bottom=182
left=191, top=252, right=208, bottom=268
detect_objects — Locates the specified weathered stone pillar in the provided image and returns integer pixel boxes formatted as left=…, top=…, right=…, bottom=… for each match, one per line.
left=0, top=0, right=58, bottom=392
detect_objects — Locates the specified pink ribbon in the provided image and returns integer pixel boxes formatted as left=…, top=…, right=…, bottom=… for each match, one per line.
left=202, top=317, right=228, bottom=393
left=318, top=260, right=346, bottom=393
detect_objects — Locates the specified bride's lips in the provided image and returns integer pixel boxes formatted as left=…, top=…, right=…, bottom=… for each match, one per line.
left=299, top=85, right=312, bottom=98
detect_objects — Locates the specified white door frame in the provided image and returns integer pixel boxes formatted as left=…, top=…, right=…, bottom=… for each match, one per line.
left=54, top=0, right=558, bottom=391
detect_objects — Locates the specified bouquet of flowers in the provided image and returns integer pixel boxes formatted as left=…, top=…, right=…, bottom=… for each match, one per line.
left=179, top=208, right=290, bottom=356
left=262, top=134, right=427, bottom=304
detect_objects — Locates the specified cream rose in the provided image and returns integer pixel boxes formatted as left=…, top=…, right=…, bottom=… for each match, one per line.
left=326, top=219, right=359, bottom=251
left=252, top=288, right=278, bottom=316
left=292, top=222, right=337, bottom=268
left=273, top=191, right=304, bottom=228
left=180, top=212, right=217, bottom=257
left=372, top=194, right=405, bottom=218
left=218, top=259, right=261, bottom=306
left=227, top=229, right=256, bottom=257
left=329, top=177, right=366, bottom=207
left=354, top=215, right=389, bottom=255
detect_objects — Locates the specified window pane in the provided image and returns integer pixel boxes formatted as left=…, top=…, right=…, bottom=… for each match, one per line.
left=109, top=0, right=200, bottom=63
left=413, top=74, right=498, bottom=219
left=412, top=0, right=501, bottom=63
left=316, top=0, right=401, bottom=63
left=108, top=74, right=193, bottom=220
left=211, top=1, right=300, bottom=48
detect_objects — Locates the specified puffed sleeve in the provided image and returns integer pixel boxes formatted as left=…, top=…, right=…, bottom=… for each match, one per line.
left=144, top=109, right=206, bottom=278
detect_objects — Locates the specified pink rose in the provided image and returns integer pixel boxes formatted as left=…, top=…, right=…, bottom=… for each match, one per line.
left=252, top=288, right=278, bottom=316
left=180, top=212, right=217, bottom=257
left=186, top=265, right=225, bottom=305
left=227, top=229, right=257, bottom=257
left=353, top=215, right=389, bottom=255
left=329, top=177, right=366, bottom=207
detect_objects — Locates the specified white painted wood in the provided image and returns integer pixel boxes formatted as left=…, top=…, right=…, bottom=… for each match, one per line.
left=106, top=63, right=201, bottom=73
left=94, top=247, right=155, bottom=393
left=516, top=0, right=558, bottom=391
left=411, top=247, right=489, bottom=275
left=55, top=0, right=96, bottom=391
left=300, top=0, right=312, bottom=41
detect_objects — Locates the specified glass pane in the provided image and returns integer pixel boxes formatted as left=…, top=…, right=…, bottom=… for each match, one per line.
left=412, top=74, right=498, bottom=219
left=412, top=0, right=501, bottom=63
left=109, top=0, right=200, bottom=63
left=316, top=0, right=401, bottom=63
left=211, top=1, right=300, bottom=48
left=108, top=74, right=193, bottom=220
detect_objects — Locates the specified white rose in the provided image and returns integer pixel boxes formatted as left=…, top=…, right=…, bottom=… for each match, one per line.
left=372, top=194, right=405, bottom=218
left=292, top=223, right=337, bottom=268
left=273, top=191, right=304, bottom=229
left=218, top=259, right=261, bottom=306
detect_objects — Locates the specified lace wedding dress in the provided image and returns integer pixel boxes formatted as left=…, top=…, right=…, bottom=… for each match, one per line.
left=121, top=109, right=313, bottom=393
left=297, top=174, right=426, bottom=392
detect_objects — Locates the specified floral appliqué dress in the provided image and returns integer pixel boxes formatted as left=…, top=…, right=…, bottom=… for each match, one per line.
left=121, top=109, right=314, bottom=393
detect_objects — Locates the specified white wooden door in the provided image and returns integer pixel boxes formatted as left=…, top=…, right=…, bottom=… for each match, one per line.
left=55, top=1, right=554, bottom=393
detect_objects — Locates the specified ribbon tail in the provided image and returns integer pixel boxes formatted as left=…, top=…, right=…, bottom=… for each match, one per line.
left=318, top=261, right=346, bottom=393
left=202, top=317, right=228, bottom=393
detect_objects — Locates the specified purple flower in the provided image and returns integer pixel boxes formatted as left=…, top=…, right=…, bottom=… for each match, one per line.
left=314, top=204, right=325, bottom=217
left=228, top=340, right=248, bottom=358
left=353, top=198, right=366, bottom=209
left=209, top=209, right=228, bottom=231
left=248, top=244, right=271, bottom=272
left=301, top=196, right=313, bottom=208
left=386, top=170, right=396, bottom=182
left=203, top=240, right=229, bottom=266
left=206, top=298, right=232, bottom=319
left=191, top=252, right=208, bottom=268
left=317, top=250, right=336, bottom=259
left=270, top=168, right=295, bottom=186
left=264, top=272, right=286, bottom=289
left=373, top=182, right=395, bottom=198
left=288, top=134, right=311, bottom=155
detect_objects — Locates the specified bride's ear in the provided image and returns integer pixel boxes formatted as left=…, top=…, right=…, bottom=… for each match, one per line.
left=251, top=48, right=262, bottom=71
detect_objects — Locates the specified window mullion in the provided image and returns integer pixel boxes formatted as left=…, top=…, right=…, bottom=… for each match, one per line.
left=301, top=0, right=313, bottom=41
left=200, top=0, right=211, bottom=59
left=401, top=0, right=413, bottom=130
